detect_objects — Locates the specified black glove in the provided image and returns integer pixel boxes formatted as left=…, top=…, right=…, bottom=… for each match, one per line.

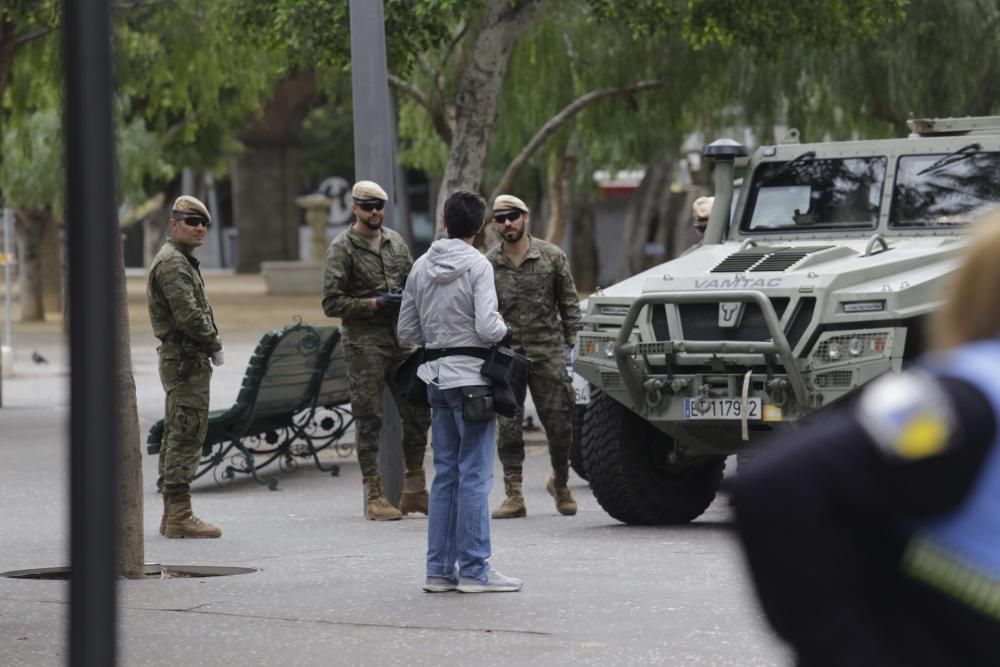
left=376, top=290, right=404, bottom=309
left=499, top=324, right=513, bottom=346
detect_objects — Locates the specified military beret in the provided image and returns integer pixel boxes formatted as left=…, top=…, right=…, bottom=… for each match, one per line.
left=692, top=196, right=714, bottom=221
left=492, top=194, right=529, bottom=214
left=352, top=180, right=388, bottom=201
left=171, top=195, right=211, bottom=223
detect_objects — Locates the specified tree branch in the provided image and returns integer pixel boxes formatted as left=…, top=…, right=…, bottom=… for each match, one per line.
left=388, top=73, right=453, bottom=144
left=490, top=79, right=666, bottom=201
left=13, top=27, right=55, bottom=47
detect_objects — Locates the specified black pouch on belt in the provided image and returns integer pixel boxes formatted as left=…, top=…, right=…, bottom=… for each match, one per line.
left=461, top=385, right=495, bottom=423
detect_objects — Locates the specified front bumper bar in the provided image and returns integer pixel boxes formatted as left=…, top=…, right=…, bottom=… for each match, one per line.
left=613, top=290, right=810, bottom=412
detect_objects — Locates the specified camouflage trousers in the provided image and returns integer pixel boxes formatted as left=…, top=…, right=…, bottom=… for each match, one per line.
left=157, top=351, right=212, bottom=495
left=343, top=341, right=431, bottom=477
left=497, top=347, right=574, bottom=477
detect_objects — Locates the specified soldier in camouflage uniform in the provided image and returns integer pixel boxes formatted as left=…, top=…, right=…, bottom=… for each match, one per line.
left=486, top=194, right=582, bottom=518
left=148, top=195, right=223, bottom=539
left=322, top=180, right=432, bottom=521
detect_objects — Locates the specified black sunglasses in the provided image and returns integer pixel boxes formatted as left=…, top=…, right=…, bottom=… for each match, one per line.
left=180, top=216, right=210, bottom=229
left=493, top=211, right=522, bottom=224
left=357, top=200, right=385, bottom=212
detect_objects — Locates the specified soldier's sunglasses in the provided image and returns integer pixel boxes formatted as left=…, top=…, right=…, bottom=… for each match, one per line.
left=357, top=200, right=385, bottom=212
left=493, top=211, right=522, bottom=224
left=180, top=217, right=210, bottom=229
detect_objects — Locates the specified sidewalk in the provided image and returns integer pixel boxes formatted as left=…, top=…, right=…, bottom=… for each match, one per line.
left=0, top=273, right=785, bottom=666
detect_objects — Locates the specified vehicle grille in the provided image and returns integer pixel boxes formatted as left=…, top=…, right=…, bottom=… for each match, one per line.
left=711, top=246, right=834, bottom=273
left=678, top=298, right=789, bottom=342
left=814, top=370, right=854, bottom=388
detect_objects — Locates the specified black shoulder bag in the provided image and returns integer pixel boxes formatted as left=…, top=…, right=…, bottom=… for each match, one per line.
left=480, top=345, right=531, bottom=418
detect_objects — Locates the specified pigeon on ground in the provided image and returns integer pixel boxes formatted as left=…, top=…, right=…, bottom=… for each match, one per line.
left=31, top=351, right=49, bottom=365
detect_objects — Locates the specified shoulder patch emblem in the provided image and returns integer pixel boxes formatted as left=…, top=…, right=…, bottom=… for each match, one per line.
left=857, top=371, right=955, bottom=461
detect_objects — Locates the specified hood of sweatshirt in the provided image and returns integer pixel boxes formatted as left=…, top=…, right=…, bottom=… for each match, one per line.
left=425, top=238, right=483, bottom=284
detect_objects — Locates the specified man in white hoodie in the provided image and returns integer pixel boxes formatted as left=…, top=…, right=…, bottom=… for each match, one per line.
left=397, top=190, right=523, bottom=593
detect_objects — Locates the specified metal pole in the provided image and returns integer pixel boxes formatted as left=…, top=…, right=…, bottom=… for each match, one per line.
left=63, top=0, right=119, bottom=664
left=350, top=0, right=406, bottom=504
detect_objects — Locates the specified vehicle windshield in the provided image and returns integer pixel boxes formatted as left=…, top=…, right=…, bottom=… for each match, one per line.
left=890, top=152, right=1000, bottom=227
left=740, top=156, right=886, bottom=233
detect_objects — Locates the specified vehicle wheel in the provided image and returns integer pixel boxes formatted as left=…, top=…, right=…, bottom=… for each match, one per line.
left=570, top=403, right=588, bottom=481
left=581, top=389, right=724, bottom=524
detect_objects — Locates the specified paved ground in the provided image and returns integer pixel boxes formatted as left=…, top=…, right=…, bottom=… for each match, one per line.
left=0, top=273, right=789, bottom=666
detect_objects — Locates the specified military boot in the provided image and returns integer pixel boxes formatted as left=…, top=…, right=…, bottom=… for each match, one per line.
left=364, top=475, right=402, bottom=521
left=399, top=469, right=429, bottom=516
left=547, top=465, right=578, bottom=516
left=491, top=474, right=526, bottom=519
left=163, top=493, right=222, bottom=538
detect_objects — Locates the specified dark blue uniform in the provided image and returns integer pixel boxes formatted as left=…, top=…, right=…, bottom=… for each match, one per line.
left=731, top=341, right=1000, bottom=667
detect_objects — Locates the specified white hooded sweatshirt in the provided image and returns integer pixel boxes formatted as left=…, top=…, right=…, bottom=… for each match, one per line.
left=397, top=238, right=508, bottom=389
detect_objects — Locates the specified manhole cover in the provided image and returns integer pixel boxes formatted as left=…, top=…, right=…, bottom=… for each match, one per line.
left=1, top=564, right=258, bottom=580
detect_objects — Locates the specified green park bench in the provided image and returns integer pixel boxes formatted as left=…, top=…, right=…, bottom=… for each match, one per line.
left=146, top=320, right=354, bottom=490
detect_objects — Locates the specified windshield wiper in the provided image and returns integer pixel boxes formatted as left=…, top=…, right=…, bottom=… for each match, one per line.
left=916, top=142, right=981, bottom=176
left=757, top=150, right=817, bottom=186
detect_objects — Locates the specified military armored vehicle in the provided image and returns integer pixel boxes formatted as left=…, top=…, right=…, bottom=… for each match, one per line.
left=574, top=116, right=1000, bottom=524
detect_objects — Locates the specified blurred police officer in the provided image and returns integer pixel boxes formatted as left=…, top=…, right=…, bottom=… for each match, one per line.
left=322, top=180, right=431, bottom=521
left=730, top=215, right=1000, bottom=666
left=148, top=195, right=223, bottom=538
left=486, top=194, right=582, bottom=518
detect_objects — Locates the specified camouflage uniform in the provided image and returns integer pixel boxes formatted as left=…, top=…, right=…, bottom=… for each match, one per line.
left=148, top=239, right=222, bottom=495
left=487, top=235, right=581, bottom=477
left=322, top=226, right=431, bottom=478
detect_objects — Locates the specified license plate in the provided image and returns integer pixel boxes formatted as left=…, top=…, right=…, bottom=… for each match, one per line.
left=571, top=371, right=590, bottom=405
left=684, top=397, right=762, bottom=420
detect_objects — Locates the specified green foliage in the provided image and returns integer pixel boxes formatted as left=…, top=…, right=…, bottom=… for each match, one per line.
left=0, top=109, right=62, bottom=213
left=226, top=0, right=470, bottom=75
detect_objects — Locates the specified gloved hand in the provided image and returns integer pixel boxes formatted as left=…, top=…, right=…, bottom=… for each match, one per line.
left=499, top=324, right=513, bottom=346
left=566, top=346, right=576, bottom=368
left=375, top=290, right=404, bottom=309
left=211, top=349, right=225, bottom=367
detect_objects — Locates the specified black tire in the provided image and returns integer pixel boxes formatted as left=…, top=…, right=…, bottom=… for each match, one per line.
left=570, top=403, right=588, bottom=481
left=581, top=389, right=724, bottom=525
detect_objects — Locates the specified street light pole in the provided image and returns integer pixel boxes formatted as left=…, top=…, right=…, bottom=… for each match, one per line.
left=63, top=0, right=120, bottom=664
left=349, top=0, right=406, bottom=504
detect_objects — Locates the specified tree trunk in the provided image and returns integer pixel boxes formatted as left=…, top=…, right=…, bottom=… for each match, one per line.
left=40, top=214, right=61, bottom=315
left=616, top=154, right=675, bottom=281
left=13, top=208, right=49, bottom=322
left=544, top=150, right=576, bottom=246
left=114, top=230, right=144, bottom=578
left=570, top=198, right=599, bottom=292
left=435, top=0, right=548, bottom=224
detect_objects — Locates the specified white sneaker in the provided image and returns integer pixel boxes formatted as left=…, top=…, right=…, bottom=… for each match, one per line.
left=423, top=574, right=459, bottom=593
left=457, top=569, right=522, bottom=593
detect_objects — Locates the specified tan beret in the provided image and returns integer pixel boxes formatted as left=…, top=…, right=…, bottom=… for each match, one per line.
left=692, top=196, right=715, bottom=220
left=492, top=194, right=529, bottom=214
left=171, top=195, right=211, bottom=223
left=352, top=180, right=388, bottom=201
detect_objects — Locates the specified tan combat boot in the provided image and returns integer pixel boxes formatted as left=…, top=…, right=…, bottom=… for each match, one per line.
left=399, top=469, right=429, bottom=516
left=547, top=465, right=578, bottom=516
left=364, top=475, right=402, bottom=521
left=163, top=492, right=222, bottom=538
left=491, top=473, right=526, bottom=519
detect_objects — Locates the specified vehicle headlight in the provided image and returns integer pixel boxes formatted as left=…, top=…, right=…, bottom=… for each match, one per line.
left=813, top=331, right=893, bottom=366
left=603, top=341, right=615, bottom=358
left=848, top=337, right=864, bottom=357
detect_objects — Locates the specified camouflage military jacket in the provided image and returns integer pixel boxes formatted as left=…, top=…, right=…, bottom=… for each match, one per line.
left=147, top=240, right=221, bottom=354
left=322, top=225, right=414, bottom=344
left=486, top=235, right=581, bottom=350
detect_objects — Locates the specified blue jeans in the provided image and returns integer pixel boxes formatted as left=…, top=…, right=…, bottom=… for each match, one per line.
left=426, top=383, right=496, bottom=579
